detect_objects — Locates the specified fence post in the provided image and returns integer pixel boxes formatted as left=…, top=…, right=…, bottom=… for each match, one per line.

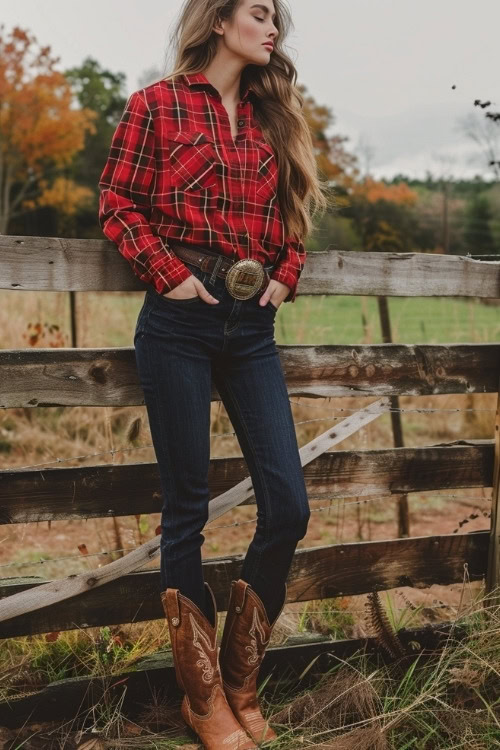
left=69, top=290, right=78, bottom=347
left=377, top=294, right=410, bottom=537
left=485, top=372, right=500, bottom=606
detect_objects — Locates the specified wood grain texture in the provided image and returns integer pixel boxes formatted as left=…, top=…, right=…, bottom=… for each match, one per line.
left=0, top=439, right=492, bottom=524
left=1, top=343, right=498, bottom=407
left=0, top=532, right=488, bottom=638
left=1, top=240, right=499, bottom=296
left=486, top=374, right=500, bottom=601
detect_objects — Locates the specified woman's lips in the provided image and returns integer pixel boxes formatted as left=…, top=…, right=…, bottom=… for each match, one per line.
left=262, top=43, right=274, bottom=50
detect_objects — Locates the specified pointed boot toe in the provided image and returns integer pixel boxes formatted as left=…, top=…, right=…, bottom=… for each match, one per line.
left=219, top=579, right=287, bottom=745
left=161, top=582, right=257, bottom=749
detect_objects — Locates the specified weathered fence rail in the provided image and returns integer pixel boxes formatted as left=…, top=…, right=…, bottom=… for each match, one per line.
left=0, top=532, right=488, bottom=638
left=0, top=620, right=463, bottom=729
left=1, top=237, right=500, bottom=296
left=0, top=440, right=493, bottom=523
left=0, top=343, right=499, bottom=408
left=0, top=241, right=499, bottom=658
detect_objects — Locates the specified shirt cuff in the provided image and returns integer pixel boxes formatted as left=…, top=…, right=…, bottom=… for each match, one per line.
left=270, top=265, right=299, bottom=303
left=269, top=234, right=306, bottom=303
left=151, top=245, right=194, bottom=295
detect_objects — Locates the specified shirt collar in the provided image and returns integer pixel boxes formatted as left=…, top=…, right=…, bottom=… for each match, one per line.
left=182, top=71, right=253, bottom=104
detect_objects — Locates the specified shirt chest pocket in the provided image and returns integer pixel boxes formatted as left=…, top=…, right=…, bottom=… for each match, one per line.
left=254, top=139, right=278, bottom=201
left=167, top=131, right=217, bottom=192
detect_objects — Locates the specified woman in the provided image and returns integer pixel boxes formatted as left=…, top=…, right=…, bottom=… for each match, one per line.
left=99, top=1, right=330, bottom=747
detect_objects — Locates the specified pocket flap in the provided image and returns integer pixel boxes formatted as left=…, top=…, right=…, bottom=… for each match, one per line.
left=254, top=138, right=274, bottom=156
left=168, top=130, right=214, bottom=145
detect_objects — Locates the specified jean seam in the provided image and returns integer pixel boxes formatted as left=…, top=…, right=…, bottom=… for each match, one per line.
left=217, top=374, right=273, bottom=574
left=140, top=314, right=179, bottom=583
left=135, top=298, right=153, bottom=341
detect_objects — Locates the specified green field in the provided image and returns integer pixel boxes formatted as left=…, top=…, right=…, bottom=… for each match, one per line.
left=1, top=291, right=498, bottom=350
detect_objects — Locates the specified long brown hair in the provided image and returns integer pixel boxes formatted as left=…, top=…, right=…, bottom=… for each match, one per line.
left=157, top=0, right=333, bottom=241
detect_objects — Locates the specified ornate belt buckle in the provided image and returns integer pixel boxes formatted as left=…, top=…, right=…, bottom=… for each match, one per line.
left=225, top=258, right=265, bottom=300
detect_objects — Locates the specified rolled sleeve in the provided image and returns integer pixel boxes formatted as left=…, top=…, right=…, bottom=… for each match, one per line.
left=270, top=235, right=306, bottom=303
left=98, top=89, right=191, bottom=294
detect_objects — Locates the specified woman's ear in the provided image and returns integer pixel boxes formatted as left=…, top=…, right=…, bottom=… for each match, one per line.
left=213, top=15, right=224, bottom=35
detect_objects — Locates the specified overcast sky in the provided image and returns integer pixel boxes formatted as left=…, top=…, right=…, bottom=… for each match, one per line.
left=3, top=0, right=500, bottom=179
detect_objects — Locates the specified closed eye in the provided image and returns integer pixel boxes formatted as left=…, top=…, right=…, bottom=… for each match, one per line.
left=255, top=16, right=265, bottom=22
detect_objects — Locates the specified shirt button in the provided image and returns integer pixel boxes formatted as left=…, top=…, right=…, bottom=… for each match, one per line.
left=238, top=120, right=244, bottom=127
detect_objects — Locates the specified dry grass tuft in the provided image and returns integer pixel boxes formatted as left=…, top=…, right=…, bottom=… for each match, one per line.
left=270, top=664, right=382, bottom=734
left=134, top=687, right=184, bottom=734
left=306, top=725, right=388, bottom=749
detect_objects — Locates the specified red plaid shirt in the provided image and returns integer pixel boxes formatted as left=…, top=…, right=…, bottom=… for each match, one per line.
left=98, top=72, right=305, bottom=302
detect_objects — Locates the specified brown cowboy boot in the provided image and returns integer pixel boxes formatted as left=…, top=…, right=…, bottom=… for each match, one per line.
left=219, top=579, right=287, bottom=745
left=161, top=582, right=256, bottom=750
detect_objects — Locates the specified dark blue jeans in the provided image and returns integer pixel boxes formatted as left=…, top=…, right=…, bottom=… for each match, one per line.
left=133, top=256, right=310, bottom=623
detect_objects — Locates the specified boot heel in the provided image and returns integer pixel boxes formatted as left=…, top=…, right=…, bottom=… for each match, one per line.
left=219, top=579, right=287, bottom=745
left=161, top=582, right=257, bottom=750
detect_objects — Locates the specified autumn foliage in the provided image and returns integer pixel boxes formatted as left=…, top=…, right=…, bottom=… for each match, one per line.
left=0, top=25, right=97, bottom=232
left=352, top=176, right=418, bottom=206
left=22, top=176, right=93, bottom=215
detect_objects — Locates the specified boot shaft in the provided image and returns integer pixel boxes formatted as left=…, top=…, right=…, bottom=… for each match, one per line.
left=161, top=584, right=219, bottom=704
left=220, top=579, right=286, bottom=689
left=161, top=582, right=257, bottom=749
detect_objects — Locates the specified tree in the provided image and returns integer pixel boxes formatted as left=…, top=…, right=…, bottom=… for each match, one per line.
left=0, top=25, right=96, bottom=233
left=347, top=177, right=419, bottom=253
left=353, top=133, right=376, bottom=180
left=64, top=57, right=127, bottom=192
left=464, top=193, right=496, bottom=255
left=459, top=98, right=500, bottom=181
left=22, top=176, right=94, bottom=236
left=298, top=83, right=360, bottom=211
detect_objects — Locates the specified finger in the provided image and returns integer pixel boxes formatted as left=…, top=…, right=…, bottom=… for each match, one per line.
left=194, top=279, right=219, bottom=304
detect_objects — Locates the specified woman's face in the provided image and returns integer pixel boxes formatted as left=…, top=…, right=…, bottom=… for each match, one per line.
left=217, top=0, right=278, bottom=65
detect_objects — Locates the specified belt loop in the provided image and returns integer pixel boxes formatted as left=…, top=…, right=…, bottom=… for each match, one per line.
left=209, top=254, right=224, bottom=286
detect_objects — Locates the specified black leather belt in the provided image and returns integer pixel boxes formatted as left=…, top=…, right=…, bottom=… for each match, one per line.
left=170, top=242, right=271, bottom=300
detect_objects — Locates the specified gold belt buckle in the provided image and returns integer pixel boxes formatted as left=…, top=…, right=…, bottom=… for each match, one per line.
left=225, top=258, right=265, bottom=300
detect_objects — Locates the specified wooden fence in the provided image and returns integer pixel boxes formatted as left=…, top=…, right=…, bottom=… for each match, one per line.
left=0, top=238, right=499, bottom=723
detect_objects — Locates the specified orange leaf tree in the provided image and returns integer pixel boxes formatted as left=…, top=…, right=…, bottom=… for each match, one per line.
left=0, top=25, right=97, bottom=233
left=348, top=177, right=419, bottom=252
left=299, top=82, right=360, bottom=209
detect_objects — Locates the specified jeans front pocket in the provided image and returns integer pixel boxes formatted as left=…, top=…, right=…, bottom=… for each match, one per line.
left=149, top=260, right=210, bottom=304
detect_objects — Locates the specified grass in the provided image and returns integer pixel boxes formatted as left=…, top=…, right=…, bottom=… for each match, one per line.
left=1, top=583, right=498, bottom=748
left=0, top=621, right=170, bottom=700
left=1, top=289, right=500, bottom=349
left=0, top=289, right=498, bottom=747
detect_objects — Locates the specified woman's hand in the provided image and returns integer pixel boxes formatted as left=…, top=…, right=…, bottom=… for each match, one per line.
left=258, top=279, right=290, bottom=310
left=162, top=275, right=219, bottom=304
